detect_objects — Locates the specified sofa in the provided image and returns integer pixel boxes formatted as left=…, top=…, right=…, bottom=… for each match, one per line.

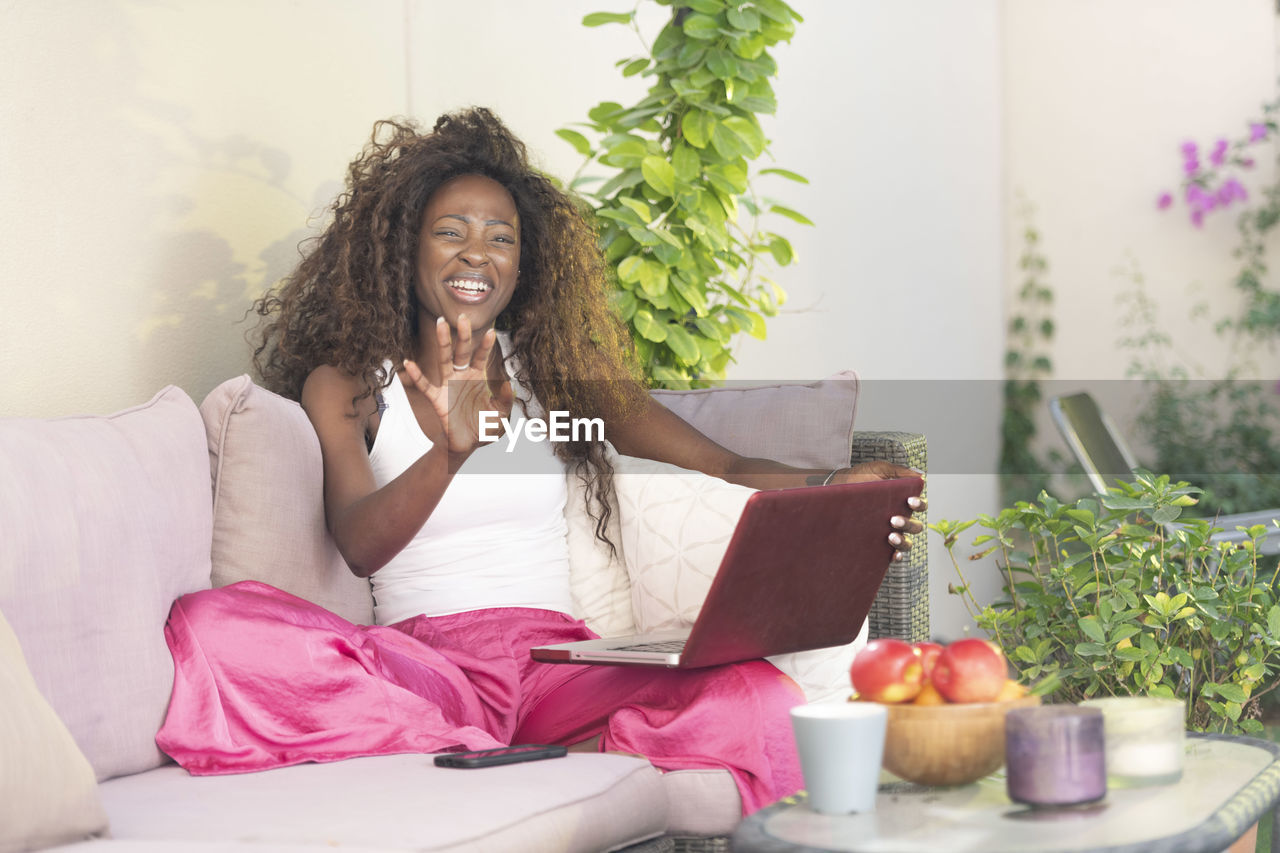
left=0, top=370, right=927, bottom=853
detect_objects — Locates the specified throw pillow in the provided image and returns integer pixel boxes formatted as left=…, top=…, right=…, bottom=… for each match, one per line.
left=201, top=375, right=374, bottom=626
left=0, top=385, right=213, bottom=780
left=0, top=608, right=108, bottom=851
left=613, top=455, right=866, bottom=703
left=651, top=371, right=860, bottom=469
left=563, top=444, right=636, bottom=639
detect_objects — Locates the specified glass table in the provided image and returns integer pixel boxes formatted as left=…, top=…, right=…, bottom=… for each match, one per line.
left=734, top=734, right=1280, bottom=852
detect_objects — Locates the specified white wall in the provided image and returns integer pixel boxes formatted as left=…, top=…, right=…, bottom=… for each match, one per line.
left=0, top=1, right=407, bottom=416
left=1004, top=0, right=1278, bottom=387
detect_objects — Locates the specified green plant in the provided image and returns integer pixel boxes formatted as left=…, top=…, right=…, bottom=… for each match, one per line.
left=560, top=0, right=807, bottom=388
left=934, top=471, right=1280, bottom=734
left=1116, top=257, right=1280, bottom=518
left=1000, top=199, right=1059, bottom=505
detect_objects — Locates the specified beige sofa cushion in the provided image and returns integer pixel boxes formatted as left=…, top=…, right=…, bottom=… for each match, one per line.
left=91, top=753, right=666, bottom=852
left=0, top=385, right=212, bottom=781
left=201, top=375, right=374, bottom=625
left=0, top=608, right=108, bottom=852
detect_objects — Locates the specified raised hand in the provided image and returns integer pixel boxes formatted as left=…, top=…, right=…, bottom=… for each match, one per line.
left=402, top=314, right=515, bottom=457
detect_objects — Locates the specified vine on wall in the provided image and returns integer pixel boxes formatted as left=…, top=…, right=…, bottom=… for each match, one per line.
left=561, top=0, right=807, bottom=388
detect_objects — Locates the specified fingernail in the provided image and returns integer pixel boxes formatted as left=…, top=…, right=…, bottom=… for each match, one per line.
left=907, top=497, right=922, bottom=509
left=436, top=316, right=444, bottom=325
left=889, top=533, right=904, bottom=546
left=890, top=516, right=906, bottom=528
left=892, top=551, right=905, bottom=562
left=908, top=467, right=924, bottom=475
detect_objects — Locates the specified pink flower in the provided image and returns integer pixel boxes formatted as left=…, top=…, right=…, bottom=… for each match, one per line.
left=1157, top=192, right=1173, bottom=210
left=1191, top=209, right=1205, bottom=228
left=1242, top=157, right=1256, bottom=169
left=1250, top=122, right=1269, bottom=142
left=1219, top=178, right=1248, bottom=204
left=1181, top=141, right=1200, bottom=175
left=1210, top=138, right=1229, bottom=167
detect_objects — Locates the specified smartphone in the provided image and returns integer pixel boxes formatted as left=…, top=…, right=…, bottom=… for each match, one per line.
left=433, top=744, right=568, bottom=769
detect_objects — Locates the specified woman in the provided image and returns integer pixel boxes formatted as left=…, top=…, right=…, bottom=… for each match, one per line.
left=157, top=108, right=923, bottom=814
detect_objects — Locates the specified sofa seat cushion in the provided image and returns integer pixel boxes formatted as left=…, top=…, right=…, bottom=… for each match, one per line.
left=90, top=753, right=667, bottom=852
left=0, top=385, right=213, bottom=781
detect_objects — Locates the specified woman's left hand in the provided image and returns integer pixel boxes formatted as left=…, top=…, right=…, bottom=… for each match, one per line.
left=826, top=462, right=926, bottom=560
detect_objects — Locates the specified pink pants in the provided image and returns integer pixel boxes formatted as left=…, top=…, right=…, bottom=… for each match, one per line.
left=156, top=581, right=803, bottom=814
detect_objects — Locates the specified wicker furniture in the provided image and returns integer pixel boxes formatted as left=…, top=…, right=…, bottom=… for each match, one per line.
left=851, top=431, right=929, bottom=643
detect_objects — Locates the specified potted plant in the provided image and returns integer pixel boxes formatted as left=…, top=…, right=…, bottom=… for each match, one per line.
left=933, top=469, right=1280, bottom=734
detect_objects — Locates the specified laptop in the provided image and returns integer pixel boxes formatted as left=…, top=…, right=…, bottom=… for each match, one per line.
left=530, top=476, right=924, bottom=669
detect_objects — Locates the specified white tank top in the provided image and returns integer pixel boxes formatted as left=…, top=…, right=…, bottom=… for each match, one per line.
left=366, top=339, right=574, bottom=624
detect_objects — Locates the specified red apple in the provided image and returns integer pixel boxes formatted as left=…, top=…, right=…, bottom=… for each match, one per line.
left=849, top=638, right=925, bottom=703
left=912, top=641, right=944, bottom=680
left=931, top=638, right=1008, bottom=703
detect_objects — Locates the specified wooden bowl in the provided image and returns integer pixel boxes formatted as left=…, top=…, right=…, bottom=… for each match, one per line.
left=879, top=694, right=1041, bottom=787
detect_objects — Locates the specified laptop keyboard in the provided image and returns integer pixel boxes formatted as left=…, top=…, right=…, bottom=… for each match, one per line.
left=615, top=639, right=686, bottom=654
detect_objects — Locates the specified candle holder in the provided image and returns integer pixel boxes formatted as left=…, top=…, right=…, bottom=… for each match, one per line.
left=1005, top=705, right=1106, bottom=807
left=1080, top=696, right=1185, bottom=788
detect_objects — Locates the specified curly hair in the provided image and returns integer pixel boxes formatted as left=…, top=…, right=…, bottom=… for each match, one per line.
left=252, top=107, right=647, bottom=543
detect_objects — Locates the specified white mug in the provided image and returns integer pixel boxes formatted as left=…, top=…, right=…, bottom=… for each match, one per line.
left=790, top=702, right=888, bottom=814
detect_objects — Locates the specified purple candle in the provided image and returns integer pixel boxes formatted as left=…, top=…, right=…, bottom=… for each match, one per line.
left=1005, top=706, right=1106, bottom=807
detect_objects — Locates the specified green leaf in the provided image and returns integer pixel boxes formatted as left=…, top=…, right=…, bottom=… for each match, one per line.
left=1216, top=683, right=1249, bottom=704
left=767, top=236, right=793, bottom=266
left=685, top=0, right=723, bottom=13
left=754, top=0, right=797, bottom=24
left=555, top=128, right=593, bottom=156
left=1114, top=647, right=1146, bottom=661
left=1078, top=617, right=1106, bottom=644
left=759, top=167, right=809, bottom=184
left=621, top=57, right=650, bottom=77
left=726, top=6, right=761, bottom=30
left=681, top=111, right=716, bottom=149
left=721, top=115, right=766, bottom=158
left=1152, top=505, right=1183, bottom=524
left=769, top=204, right=814, bottom=226
left=633, top=309, right=668, bottom=342
left=1268, top=605, right=1280, bottom=638
left=1075, top=642, right=1106, bottom=657
left=672, top=144, right=701, bottom=182
left=671, top=274, right=709, bottom=316
left=641, top=156, right=676, bottom=197
left=617, top=255, right=644, bottom=283
left=582, top=11, right=634, bottom=27
left=638, top=259, right=669, bottom=297
left=618, top=196, right=653, bottom=223
left=683, top=13, right=721, bottom=40
left=664, top=322, right=701, bottom=365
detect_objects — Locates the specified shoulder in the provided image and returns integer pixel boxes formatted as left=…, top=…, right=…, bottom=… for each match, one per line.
left=301, top=364, right=383, bottom=424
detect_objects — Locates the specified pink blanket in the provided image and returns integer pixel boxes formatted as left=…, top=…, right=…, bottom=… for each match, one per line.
left=156, top=581, right=803, bottom=814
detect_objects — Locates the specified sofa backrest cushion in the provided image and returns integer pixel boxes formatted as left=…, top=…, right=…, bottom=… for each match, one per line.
left=0, top=608, right=108, bottom=849
left=651, top=371, right=860, bottom=469
left=201, top=375, right=374, bottom=626
left=0, top=385, right=213, bottom=780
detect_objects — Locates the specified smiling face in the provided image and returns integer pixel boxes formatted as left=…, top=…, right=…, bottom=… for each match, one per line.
left=414, top=173, right=521, bottom=336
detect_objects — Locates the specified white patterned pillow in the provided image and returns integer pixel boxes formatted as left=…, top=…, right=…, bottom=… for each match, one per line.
left=564, top=444, right=636, bottom=639
left=613, top=455, right=864, bottom=702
